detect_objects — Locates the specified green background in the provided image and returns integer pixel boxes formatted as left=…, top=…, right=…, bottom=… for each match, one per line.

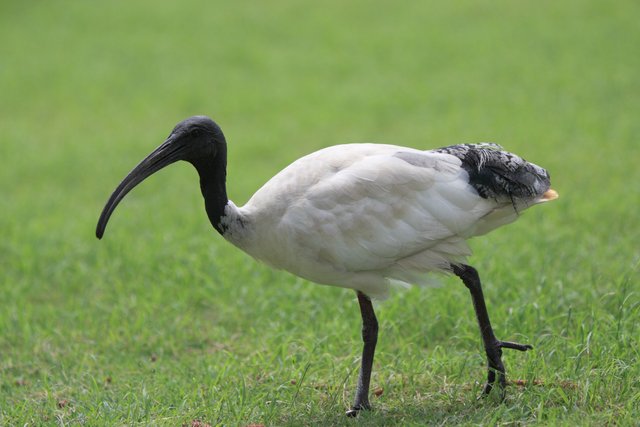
left=1, top=1, right=638, bottom=425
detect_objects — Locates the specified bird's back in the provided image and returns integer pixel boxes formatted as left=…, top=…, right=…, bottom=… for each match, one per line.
left=228, top=143, right=553, bottom=299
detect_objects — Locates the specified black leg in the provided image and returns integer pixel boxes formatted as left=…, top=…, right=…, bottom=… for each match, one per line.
left=452, top=264, right=532, bottom=396
left=346, top=291, right=379, bottom=417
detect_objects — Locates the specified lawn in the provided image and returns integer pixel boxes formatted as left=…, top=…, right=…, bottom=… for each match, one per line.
left=1, top=1, right=639, bottom=425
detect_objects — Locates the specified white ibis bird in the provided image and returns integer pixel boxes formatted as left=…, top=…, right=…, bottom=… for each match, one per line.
left=96, top=116, right=558, bottom=416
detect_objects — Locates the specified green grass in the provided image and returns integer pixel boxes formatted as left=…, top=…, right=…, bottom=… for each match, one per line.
left=1, top=0, right=639, bottom=425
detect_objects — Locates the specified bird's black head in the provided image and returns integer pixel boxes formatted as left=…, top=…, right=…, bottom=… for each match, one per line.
left=96, top=115, right=227, bottom=239
left=165, top=115, right=226, bottom=163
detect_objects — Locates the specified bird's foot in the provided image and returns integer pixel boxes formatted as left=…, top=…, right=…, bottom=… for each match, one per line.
left=481, top=340, right=532, bottom=398
left=345, top=403, right=371, bottom=417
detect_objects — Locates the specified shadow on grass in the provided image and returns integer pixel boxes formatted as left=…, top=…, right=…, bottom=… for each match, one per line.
left=278, top=390, right=514, bottom=427
left=281, top=378, right=585, bottom=426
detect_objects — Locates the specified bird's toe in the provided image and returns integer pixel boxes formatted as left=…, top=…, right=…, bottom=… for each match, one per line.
left=497, top=340, right=533, bottom=352
left=345, top=408, right=359, bottom=417
left=345, top=403, right=371, bottom=417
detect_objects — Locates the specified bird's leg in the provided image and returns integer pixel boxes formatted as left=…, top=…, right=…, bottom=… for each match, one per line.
left=452, top=264, right=532, bottom=397
left=346, top=291, right=379, bottom=417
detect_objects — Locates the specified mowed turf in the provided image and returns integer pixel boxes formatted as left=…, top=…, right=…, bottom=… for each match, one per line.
left=1, top=1, right=638, bottom=425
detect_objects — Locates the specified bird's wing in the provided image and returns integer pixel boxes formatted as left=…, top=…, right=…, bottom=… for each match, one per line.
left=278, top=146, right=501, bottom=274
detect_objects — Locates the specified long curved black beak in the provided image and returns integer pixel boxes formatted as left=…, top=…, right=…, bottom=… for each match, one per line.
left=96, top=135, right=184, bottom=239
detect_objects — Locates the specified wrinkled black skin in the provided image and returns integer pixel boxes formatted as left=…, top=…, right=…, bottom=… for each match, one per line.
left=96, top=116, right=230, bottom=238
left=167, top=117, right=230, bottom=234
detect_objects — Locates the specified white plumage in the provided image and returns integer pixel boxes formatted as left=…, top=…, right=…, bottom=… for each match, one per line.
left=96, top=116, right=558, bottom=416
left=223, top=143, right=553, bottom=299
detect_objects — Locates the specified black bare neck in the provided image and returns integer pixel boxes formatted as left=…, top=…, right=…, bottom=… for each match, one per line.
left=191, top=146, right=229, bottom=235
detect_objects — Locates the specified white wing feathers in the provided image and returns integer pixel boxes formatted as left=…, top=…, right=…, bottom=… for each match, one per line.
left=236, top=144, right=518, bottom=298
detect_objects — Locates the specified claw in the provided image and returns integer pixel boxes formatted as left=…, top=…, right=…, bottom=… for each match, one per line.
left=345, top=404, right=370, bottom=417
left=481, top=340, right=531, bottom=398
left=345, top=408, right=359, bottom=417
left=482, top=367, right=506, bottom=398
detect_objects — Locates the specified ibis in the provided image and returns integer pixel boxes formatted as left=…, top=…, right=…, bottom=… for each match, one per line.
left=96, top=116, right=558, bottom=416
